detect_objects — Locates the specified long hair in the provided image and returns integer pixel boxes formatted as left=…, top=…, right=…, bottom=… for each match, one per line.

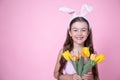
left=58, top=17, right=99, bottom=80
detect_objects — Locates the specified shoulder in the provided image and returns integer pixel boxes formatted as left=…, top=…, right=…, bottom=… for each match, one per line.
left=57, top=48, right=63, bottom=61
left=59, top=48, right=64, bottom=55
left=57, top=48, right=64, bottom=59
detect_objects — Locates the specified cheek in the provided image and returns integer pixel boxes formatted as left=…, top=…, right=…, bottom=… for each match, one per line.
left=70, top=31, right=76, bottom=36
left=83, top=32, right=89, bottom=37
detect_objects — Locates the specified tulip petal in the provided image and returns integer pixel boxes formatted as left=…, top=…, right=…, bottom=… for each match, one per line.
left=94, top=54, right=105, bottom=63
left=90, top=54, right=96, bottom=61
left=62, top=50, right=71, bottom=61
left=82, top=47, right=90, bottom=58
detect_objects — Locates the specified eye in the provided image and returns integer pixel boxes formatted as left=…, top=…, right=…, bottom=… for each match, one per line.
left=73, top=29, right=78, bottom=32
left=82, top=29, right=86, bottom=31
left=81, top=29, right=87, bottom=32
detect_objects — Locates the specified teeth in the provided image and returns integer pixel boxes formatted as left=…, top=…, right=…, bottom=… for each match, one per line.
left=76, top=37, right=83, bottom=40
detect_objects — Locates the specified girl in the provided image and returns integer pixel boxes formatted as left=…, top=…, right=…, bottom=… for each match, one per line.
left=54, top=17, right=99, bottom=80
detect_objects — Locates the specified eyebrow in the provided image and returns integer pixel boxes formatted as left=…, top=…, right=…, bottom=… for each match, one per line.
left=72, top=27, right=88, bottom=29
left=81, top=28, right=87, bottom=29
left=72, top=27, right=78, bottom=29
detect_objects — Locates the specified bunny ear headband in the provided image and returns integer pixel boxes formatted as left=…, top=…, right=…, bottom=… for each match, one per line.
left=59, top=4, right=93, bottom=29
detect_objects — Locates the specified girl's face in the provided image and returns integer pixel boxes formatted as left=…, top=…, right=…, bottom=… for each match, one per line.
left=69, top=21, right=89, bottom=45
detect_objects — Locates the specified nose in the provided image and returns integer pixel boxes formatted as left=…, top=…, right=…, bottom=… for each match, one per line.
left=77, top=30, right=82, bottom=36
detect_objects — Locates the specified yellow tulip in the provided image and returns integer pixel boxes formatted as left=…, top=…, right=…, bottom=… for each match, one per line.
left=62, top=50, right=71, bottom=61
left=94, top=54, right=105, bottom=64
left=71, top=55, right=78, bottom=61
left=96, top=55, right=105, bottom=64
left=80, top=52, right=88, bottom=58
left=82, top=47, right=90, bottom=58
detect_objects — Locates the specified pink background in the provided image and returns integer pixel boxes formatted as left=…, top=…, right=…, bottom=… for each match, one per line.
left=0, top=0, right=120, bottom=80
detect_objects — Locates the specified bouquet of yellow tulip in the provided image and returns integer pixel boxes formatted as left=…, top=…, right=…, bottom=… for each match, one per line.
left=62, top=47, right=105, bottom=77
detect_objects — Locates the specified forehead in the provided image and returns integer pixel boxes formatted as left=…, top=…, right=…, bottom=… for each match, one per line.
left=71, top=21, right=88, bottom=29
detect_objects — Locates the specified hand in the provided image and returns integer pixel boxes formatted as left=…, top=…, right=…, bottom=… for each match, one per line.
left=72, top=74, right=82, bottom=80
left=82, top=72, right=94, bottom=80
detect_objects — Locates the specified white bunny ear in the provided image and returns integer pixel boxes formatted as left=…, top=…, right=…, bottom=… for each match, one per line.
left=59, top=4, right=93, bottom=29
left=80, top=4, right=93, bottom=17
left=59, top=7, right=75, bottom=14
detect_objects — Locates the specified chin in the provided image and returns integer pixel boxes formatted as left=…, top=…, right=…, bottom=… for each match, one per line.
left=75, top=41, right=84, bottom=45
left=78, top=43, right=84, bottom=45
left=75, top=40, right=86, bottom=45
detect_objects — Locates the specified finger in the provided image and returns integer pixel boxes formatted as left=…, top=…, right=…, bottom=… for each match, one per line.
left=82, top=76, right=89, bottom=80
left=82, top=74, right=92, bottom=78
left=72, top=74, right=82, bottom=80
left=82, top=74, right=94, bottom=80
left=88, top=71, right=92, bottom=75
left=76, top=75, right=82, bottom=80
left=83, top=74, right=91, bottom=77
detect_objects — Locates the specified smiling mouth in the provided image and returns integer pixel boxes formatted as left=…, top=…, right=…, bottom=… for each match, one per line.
left=76, top=37, right=83, bottom=40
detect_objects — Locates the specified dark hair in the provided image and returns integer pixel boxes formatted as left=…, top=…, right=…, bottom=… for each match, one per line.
left=58, top=17, right=99, bottom=80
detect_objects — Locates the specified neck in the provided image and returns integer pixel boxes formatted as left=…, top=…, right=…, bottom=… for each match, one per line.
left=74, top=42, right=84, bottom=48
left=72, top=42, right=84, bottom=54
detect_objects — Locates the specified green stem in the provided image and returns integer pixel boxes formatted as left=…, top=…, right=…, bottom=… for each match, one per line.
left=81, top=60, right=96, bottom=76
left=78, top=56, right=84, bottom=77
left=71, top=61, right=77, bottom=72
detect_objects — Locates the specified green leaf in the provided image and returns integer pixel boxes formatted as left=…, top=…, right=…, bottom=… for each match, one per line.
left=81, top=60, right=96, bottom=76
left=78, top=56, right=84, bottom=77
